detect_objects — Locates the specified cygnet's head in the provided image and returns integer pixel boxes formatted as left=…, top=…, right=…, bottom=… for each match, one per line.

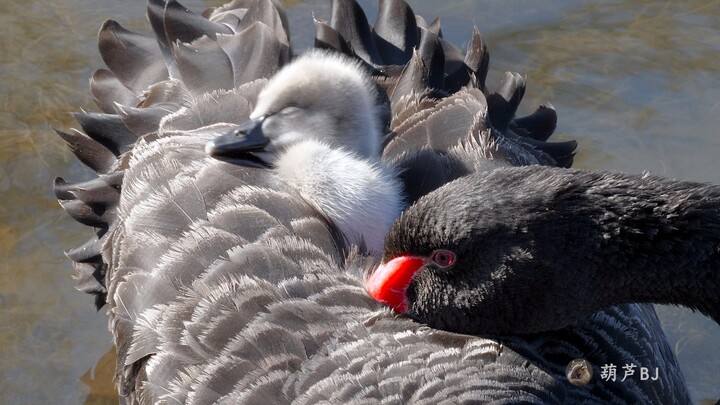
left=206, top=50, right=382, bottom=160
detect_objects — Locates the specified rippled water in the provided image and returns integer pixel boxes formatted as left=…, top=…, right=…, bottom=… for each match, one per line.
left=1, top=0, right=718, bottom=403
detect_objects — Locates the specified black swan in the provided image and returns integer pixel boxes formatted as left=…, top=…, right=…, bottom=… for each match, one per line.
left=368, top=165, right=720, bottom=335
left=54, top=0, right=691, bottom=402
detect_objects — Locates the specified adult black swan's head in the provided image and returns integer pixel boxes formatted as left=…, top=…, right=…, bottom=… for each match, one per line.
left=368, top=165, right=720, bottom=334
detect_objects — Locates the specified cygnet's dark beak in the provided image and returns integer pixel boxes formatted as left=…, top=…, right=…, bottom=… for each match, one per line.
left=205, top=118, right=269, bottom=158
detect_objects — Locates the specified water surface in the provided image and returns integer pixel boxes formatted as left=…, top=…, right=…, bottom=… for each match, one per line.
left=1, top=0, right=718, bottom=403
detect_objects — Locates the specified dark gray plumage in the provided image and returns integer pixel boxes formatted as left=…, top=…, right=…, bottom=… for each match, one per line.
left=54, top=0, right=691, bottom=403
left=375, top=165, right=720, bottom=335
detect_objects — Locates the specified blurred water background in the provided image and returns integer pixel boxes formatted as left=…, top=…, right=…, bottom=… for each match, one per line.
left=1, top=0, right=718, bottom=403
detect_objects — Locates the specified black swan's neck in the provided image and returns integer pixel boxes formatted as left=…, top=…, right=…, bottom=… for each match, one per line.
left=548, top=171, right=720, bottom=325
left=441, top=168, right=720, bottom=335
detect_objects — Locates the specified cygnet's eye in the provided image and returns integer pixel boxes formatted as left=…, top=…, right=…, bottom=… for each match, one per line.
left=279, top=106, right=300, bottom=117
left=431, top=250, right=455, bottom=268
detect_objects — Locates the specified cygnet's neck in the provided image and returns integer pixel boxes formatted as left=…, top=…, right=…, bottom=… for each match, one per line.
left=274, top=139, right=404, bottom=257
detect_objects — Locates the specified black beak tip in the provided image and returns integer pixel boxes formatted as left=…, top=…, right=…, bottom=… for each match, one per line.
left=204, top=137, right=227, bottom=157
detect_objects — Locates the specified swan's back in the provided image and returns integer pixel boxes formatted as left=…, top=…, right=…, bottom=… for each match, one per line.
left=55, top=0, right=690, bottom=403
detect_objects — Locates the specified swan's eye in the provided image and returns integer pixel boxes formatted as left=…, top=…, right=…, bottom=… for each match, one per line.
left=431, top=250, right=455, bottom=268
left=279, top=106, right=300, bottom=116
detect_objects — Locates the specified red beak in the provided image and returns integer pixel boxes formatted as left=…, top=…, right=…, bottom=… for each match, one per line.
left=366, top=256, right=426, bottom=313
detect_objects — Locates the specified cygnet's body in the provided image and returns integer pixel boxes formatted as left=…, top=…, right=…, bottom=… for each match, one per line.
left=207, top=52, right=404, bottom=255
